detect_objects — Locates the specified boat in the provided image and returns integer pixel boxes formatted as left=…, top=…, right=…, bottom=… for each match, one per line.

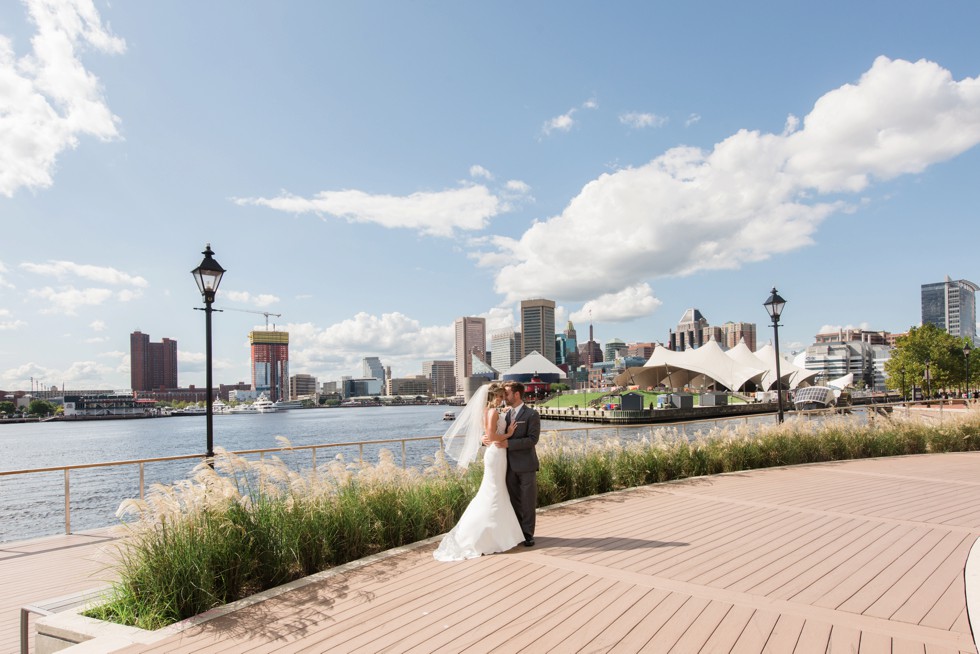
left=442, top=411, right=455, bottom=421
left=793, top=386, right=838, bottom=411
left=272, top=399, right=305, bottom=411
left=253, top=394, right=278, bottom=413
left=175, top=404, right=206, bottom=415
left=230, top=403, right=257, bottom=414
left=212, top=399, right=230, bottom=414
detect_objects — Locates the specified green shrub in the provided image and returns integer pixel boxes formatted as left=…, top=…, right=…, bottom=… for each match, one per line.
left=89, top=407, right=980, bottom=629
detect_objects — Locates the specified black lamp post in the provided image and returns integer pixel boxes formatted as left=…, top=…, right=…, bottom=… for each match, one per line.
left=964, top=343, right=972, bottom=400
left=191, top=244, right=225, bottom=465
left=924, top=358, right=931, bottom=401
left=763, top=287, right=787, bottom=424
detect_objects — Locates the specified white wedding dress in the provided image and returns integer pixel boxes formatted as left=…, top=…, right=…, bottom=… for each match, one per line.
left=433, top=408, right=524, bottom=561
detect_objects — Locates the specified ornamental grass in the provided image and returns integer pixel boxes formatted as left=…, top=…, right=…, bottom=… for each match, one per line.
left=88, top=408, right=980, bottom=629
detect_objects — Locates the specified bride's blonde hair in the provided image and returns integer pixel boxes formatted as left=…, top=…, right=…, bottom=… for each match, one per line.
left=486, top=382, right=504, bottom=407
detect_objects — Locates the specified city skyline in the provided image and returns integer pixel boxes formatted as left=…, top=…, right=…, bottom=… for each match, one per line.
left=2, top=2, right=980, bottom=390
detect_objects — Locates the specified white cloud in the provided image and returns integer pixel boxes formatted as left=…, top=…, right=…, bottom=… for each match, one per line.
left=685, top=113, right=701, bottom=127
left=0, top=261, right=13, bottom=288
left=542, top=110, right=576, bottom=135
left=817, top=323, right=871, bottom=334
left=221, top=291, right=281, bottom=308
left=234, top=183, right=501, bottom=238
left=89, top=319, right=106, bottom=331
left=84, top=336, right=108, bottom=343
left=29, top=286, right=113, bottom=314
left=0, top=318, right=28, bottom=330
left=619, top=112, right=668, bottom=129
left=0, top=0, right=125, bottom=197
left=20, top=261, right=148, bottom=287
left=479, top=57, right=980, bottom=320
left=469, top=165, right=493, bottom=180
left=582, top=97, right=598, bottom=110
left=282, top=313, right=454, bottom=381
left=570, top=284, right=663, bottom=323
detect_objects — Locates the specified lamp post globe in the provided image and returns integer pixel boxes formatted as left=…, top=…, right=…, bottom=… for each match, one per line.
left=191, top=244, right=225, bottom=465
left=763, top=287, right=787, bottom=424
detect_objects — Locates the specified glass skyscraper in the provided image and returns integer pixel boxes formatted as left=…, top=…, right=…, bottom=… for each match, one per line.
left=921, top=277, right=978, bottom=343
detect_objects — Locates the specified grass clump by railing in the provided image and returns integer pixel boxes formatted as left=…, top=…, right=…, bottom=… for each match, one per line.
left=88, top=409, right=980, bottom=629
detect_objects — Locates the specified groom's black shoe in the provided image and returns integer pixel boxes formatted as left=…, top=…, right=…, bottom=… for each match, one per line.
left=523, top=537, right=535, bottom=547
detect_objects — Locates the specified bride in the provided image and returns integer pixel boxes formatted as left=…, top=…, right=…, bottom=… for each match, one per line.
left=434, top=382, right=524, bottom=561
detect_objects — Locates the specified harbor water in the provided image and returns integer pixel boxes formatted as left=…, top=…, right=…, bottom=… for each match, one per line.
left=0, top=404, right=795, bottom=543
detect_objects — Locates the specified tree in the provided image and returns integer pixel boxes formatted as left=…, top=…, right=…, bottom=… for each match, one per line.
left=27, top=399, right=56, bottom=416
left=884, top=324, right=969, bottom=397
left=0, top=401, right=15, bottom=415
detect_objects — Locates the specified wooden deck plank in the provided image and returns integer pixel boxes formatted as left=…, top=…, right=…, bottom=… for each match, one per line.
left=7, top=453, right=979, bottom=654
left=572, top=587, right=673, bottom=654
left=697, top=604, right=758, bottom=653
left=792, top=620, right=832, bottom=654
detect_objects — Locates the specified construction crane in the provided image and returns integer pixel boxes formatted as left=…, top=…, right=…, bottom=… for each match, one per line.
left=221, top=308, right=282, bottom=330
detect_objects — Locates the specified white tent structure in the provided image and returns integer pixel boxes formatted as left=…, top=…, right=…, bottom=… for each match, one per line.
left=755, top=343, right=818, bottom=390
left=504, top=351, right=567, bottom=378
left=615, top=339, right=815, bottom=392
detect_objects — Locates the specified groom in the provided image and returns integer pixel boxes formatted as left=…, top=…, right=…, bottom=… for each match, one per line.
left=498, top=381, right=540, bottom=547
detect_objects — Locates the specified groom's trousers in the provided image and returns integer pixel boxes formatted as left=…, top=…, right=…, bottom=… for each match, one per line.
left=506, top=468, right=537, bottom=539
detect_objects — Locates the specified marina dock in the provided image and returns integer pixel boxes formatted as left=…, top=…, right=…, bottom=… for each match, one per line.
left=5, top=452, right=979, bottom=653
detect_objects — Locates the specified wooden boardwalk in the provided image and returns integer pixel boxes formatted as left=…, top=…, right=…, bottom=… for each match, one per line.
left=5, top=452, right=980, bottom=653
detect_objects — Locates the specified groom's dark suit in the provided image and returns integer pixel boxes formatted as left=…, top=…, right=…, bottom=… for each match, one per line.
left=505, top=403, right=540, bottom=541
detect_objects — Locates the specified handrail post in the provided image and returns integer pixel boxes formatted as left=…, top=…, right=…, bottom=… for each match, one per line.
left=64, top=469, right=70, bottom=535
left=402, top=440, right=407, bottom=469
left=139, top=462, right=145, bottom=500
left=359, top=443, right=364, bottom=465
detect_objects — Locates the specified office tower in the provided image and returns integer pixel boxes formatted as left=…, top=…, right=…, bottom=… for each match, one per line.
left=627, top=342, right=656, bottom=359
left=289, top=374, right=317, bottom=399
left=563, top=321, right=579, bottom=369
left=423, top=360, right=456, bottom=397
left=722, top=322, right=757, bottom=351
left=922, top=277, right=979, bottom=343
left=490, top=329, right=522, bottom=374
left=454, top=316, right=486, bottom=391
left=520, top=298, right=556, bottom=363
left=580, top=321, right=603, bottom=368
left=362, top=356, right=385, bottom=380
left=604, top=338, right=627, bottom=361
left=130, top=331, right=178, bottom=391
left=669, top=308, right=709, bottom=350
left=250, top=330, right=289, bottom=402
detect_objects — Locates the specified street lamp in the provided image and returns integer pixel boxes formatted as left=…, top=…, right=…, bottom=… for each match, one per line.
left=964, top=343, right=972, bottom=400
left=924, top=358, right=931, bottom=401
left=763, top=287, right=786, bottom=424
left=191, top=244, right=225, bottom=465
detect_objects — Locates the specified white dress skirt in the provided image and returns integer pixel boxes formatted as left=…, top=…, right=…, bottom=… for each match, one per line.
left=433, top=409, right=524, bottom=561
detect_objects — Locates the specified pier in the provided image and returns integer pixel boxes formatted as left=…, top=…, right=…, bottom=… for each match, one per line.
left=6, top=451, right=978, bottom=653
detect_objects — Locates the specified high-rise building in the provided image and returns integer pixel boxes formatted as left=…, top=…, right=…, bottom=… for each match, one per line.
left=563, top=321, right=579, bottom=369
left=669, top=308, right=709, bottom=350
left=722, top=322, right=757, bottom=351
left=289, top=373, right=317, bottom=399
left=922, top=276, right=978, bottom=343
left=520, top=298, right=556, bottom=363
left=580, top=321, right=603, bottom=368
left=604, top=338, right=627, bottom=361
left=627, top=342, right=656, bottom=360
left=250, top=330, right=289, bottom=402
left=130, top=331, right=178, bottom=391
left=362, top=357, right=385, bottom=380
left=490, top=329, right=522, bottom=374
left=454, top=316, right=486, bottom=391
left=422, top=360, right=456, bottom=397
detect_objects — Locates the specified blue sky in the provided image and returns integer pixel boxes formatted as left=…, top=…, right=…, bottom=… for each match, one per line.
left=2, top=0, right=980, bottom=391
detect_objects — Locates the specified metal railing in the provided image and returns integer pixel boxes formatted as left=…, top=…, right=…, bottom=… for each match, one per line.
left=0, top=435, right=444, bottom=535
left=0, top=403, right=946, bottom=537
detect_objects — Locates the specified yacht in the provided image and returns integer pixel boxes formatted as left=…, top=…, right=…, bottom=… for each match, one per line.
left=442, top=411, right=456, bottom=421
left=253, top=395, right=279, bottom=413
left=272, top=399, right=305, bottom=411
left=230, top=403, right=257, bottom=414
left=212, top=399, right=230, bottom=414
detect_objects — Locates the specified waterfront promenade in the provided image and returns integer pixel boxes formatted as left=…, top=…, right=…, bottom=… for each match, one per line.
left=6, top=451, right=979, bottom=653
